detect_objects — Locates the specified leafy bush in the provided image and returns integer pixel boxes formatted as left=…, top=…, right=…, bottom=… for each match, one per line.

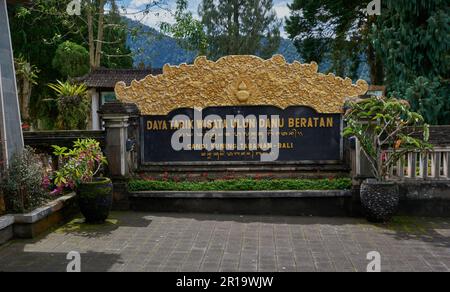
left=344, top=96, right=431, bottom=181
left=128, top=178, right=352, bottom=192
left=0, top=147, right=49, bottom=213
left=52, top=139, right=108, bottom=195
left=47, top=80, right=89, bottom=130
left=52, top=41, right=90, bottom=78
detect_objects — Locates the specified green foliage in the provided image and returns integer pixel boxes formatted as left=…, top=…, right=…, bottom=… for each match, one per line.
left=128, top=178, right=352, bottom=192
left=161, top=0, right=208, bottom=55
left=47, top=81, right=89, bottom=130
left=52, top=41, right=89, bottom=78
left=199, top=0, right=281, bottom=60
left=52, top=139, right=108, bottom=195
left=1, top=147, right=49, bottom=213
left=14, top=55, right=39, bottom=85
left=344, top=97, right=432, bottom=180
left=9, top=0, right=133, bottom=129
left=371, top=0, right=450, bottom=125
left=100, top=1, right=134, bottom=69
left=285, top=0, right=374, bottom=80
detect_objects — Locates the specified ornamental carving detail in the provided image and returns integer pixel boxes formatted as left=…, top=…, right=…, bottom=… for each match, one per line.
left=115, top=55, right=368, bottom=115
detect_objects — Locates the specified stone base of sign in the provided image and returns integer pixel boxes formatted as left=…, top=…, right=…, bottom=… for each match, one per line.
left=138, top=163, right=350, bottom=181
left=12, top=193, right=78, bottom=239
left=129, top=190, right=353, bottom=217
left=111, top=179, right=130, bottom=211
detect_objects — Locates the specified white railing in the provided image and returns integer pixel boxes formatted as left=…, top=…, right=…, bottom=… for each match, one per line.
left=388, top=147, right=450, bottom=180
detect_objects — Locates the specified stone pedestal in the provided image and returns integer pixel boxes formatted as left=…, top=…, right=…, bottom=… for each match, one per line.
left=99, top=102, right=140, bottom=210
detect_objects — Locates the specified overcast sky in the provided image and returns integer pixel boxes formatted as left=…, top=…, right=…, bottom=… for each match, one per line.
left=122, top=0, right=292, bottom=37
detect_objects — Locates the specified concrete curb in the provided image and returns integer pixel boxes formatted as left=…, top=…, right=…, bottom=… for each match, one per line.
left=0, top=193, right=77, bottom=242
left=130, top=190, right=352, bottom=199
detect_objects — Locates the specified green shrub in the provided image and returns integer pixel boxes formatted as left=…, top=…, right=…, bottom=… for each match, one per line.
left=52, top=41, right=90, bottom=78
left=128, top=178, right=352, bottom=192
left=0, top=147, right=49, bottom=213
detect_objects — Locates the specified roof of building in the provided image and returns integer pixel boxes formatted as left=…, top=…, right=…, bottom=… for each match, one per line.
left=82, top=68, right=163, bottom=88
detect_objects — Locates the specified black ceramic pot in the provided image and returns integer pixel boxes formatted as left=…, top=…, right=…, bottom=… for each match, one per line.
left=77, top=177, right=113, bottom=224
left=360, top=179, right=400, bottom=223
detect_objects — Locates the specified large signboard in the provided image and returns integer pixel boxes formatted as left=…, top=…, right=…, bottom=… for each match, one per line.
left=141, top=105, right=342, bottom=164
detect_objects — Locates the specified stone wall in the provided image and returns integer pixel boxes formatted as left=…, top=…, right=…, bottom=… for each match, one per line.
left=398, top=181, right=450, bottom=217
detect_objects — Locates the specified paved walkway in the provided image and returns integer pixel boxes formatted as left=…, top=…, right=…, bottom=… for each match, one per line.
left=0, top=212, right=449, bottom=272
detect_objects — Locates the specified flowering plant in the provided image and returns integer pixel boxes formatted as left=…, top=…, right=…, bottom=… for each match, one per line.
left=52, top=139, right=107, bottom=195
left=344, top=96, right=431, bottom=181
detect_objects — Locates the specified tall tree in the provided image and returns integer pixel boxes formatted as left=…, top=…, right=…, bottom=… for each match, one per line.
left=12, top=0, right=160, bottom=70
left=9, top=0, right=160, bottom=127
left=371, top=0, right=450, bottom=125
left=199, top=0, right=281, bottom=60
left=285, top=0, right=383, bottom=82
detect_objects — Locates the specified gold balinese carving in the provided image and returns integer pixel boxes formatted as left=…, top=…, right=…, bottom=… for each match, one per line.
left=115, top=55, right=368, bottom=115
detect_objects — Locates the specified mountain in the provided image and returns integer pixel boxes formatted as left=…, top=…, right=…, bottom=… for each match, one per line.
left=125, top=18, right=302, bottom=68
left=125, top=18, right=369, bottom=81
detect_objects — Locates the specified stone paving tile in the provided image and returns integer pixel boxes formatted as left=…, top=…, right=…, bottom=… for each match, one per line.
left=0, top=212, right=449, bottom=272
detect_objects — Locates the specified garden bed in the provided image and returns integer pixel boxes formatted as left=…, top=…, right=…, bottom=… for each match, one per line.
left=128, top=178, right=354, bottom=216
left=0, top=193, right=78, bottom=242
left=128, top=178, right=352, bottom=192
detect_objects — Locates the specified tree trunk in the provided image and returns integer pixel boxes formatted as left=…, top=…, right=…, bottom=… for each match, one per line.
left=232, top=0, right=240, bottom=54
left=367, top=41, right=384, bottom=85
left=94, top=0, right=106, bottom=68
left=87, top=4, right=95, bottom=70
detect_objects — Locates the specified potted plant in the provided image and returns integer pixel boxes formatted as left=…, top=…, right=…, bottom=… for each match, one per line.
left=344, top=96, right=431, bottom=223
left=53, top=139, right=111, bottom=224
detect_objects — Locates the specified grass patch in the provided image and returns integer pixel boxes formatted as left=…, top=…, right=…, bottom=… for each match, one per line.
left=128, top=178, right=352, bottom=192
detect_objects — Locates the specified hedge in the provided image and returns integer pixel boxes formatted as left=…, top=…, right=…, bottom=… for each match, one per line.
left=128, top=178, right=352, bottom=192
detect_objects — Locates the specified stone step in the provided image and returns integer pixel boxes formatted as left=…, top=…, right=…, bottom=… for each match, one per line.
left=129, top=190, right=357, bottom=217
left=138, top=163, right=351, bottom=180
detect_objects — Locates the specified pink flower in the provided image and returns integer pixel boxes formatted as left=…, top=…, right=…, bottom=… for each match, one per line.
left=42, top=176, right=51, bottom=189
left=381, top=151, right=388, bottom=162
left=50, top=185, right=64, bottom=196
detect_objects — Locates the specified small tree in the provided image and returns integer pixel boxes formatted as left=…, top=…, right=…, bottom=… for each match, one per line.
left=14, top=56, right=39, bottom=122
left=52, top=139, right=108, bottom=195
left=52, top=41, right=90, bottom=78
left=344, top=96, right=432, bottom=181
left=48, top=81, right=89, bottom=130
